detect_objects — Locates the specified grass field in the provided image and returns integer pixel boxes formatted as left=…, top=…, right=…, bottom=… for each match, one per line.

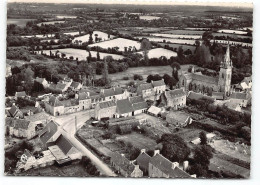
left=7, top=18, right=36, bottom=27
left=89, top=38, right=141, bottom=51
left=217, top=29, right=247, bottom=35
left=40, top=48, right=124, bottom=60
left=162, top=29, right=205, bottom=35
left=139, top=15, right=161, bottom=20
left=137, top=48, right=177, bottom=59
left=116, top=132, right=157, bottom=150
left=151, top=33, right=201, bottom=39
left=158, top=42, right=196, bottom=52
left=72, top=31, right=115, bottom=43
left=175, top=128, right=205, bottom=142
left=37, top=21, right=65, bottom=26
left=135, top=36, right=197, bottom=45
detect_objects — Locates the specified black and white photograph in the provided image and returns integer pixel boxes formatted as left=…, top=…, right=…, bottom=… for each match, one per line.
left=3, top=0, right=256, bottom=181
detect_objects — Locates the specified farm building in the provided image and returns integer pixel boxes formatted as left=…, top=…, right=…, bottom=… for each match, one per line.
left=136, top=149, right=151, bottom=176
left=148, top=150, right=193, bottom=178
left=70, top=81, right=82, bottom=91
left=129, top=96, right=148, bottom=115
left=166, top=111, right=192, bottom=127
left=95, top=101, right=117, bottom=120
left=100, top=87, right=129, bottom=102
left=230, top=92, right=251, bottom=107
left=110, top=152, right=143, bottom=177
left=8, top=119, right=37, bottom=139
left=115, top=99, right=134, bottom=118
left=151, top=79, right=166, bottom=94
left=161, top=89, right=186, bottom=109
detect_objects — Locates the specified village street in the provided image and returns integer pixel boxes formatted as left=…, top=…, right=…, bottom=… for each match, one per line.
left=53, top=109, right=117, bottom=177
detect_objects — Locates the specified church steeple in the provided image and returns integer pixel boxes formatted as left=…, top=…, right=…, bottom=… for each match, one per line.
left=221, top=44, right=232, bottom=68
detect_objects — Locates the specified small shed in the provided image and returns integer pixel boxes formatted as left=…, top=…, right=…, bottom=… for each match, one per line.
left=147, top=106, right=161, bottom=116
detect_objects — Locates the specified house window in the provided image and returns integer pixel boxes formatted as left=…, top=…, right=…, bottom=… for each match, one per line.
left=222, top=73, right=224, bottom=78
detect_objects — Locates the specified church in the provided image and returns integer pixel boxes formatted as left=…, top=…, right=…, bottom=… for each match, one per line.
left=178, top=45, right=232, bottom=96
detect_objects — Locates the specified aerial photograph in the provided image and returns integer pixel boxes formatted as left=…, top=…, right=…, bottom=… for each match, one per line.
left=4, top=0, right=253, bottom=179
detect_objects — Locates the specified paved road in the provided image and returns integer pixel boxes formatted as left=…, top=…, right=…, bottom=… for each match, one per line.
left=54, top=109, right=117, bottom=177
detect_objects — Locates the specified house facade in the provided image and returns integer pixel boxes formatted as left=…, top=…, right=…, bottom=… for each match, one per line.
left=95, top=101, right=117, bottom=120
left=162, top=89, right=186, bottom=109
left=8, top=119, right=36, bottom=139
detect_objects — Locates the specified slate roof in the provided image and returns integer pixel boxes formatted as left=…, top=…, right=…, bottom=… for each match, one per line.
left=55, top=135, right=73, bottom=155
left=152, top=79, right=165, bottom=87
left=15, top=91, right=26, bottom=97
left=136, top=152, right=151, bottom=171
left=165, top=89, right=186, bottom=99
left=138, top=83, right=153, bottom=91
left=39, top=120, right=60, bottom=144
left=9, top=105, right=21, bottom=117
left=132, top=102, right=148, bottom=111
left=101, top=87, right=124, bottom=97
left=25, top=112, right=52, bottom=123
left=191, top=73, right=218, bottom=85
left=10, top=119, right=31, bottom=129
left=110, top=152, right=135, bottom=174
left=48, top=96, right=63, bottom=107
left=116, top=99, right=134, bottom=114
left=99, top=101, right=116, bottom=109
left=78, top=92, right=89, bottom=100
left=150, top=154, right=191, bottom=178
left=129, top=96, right=144, bottom=104
left=60, top=99, right=79, bottom=107
left=230, top=92, right=248, bottom=100
left=70, top=81, right=81, bottom=89
left=212, top=92, right=224, bottom=100
left=56, top=83, right=67, bottom=91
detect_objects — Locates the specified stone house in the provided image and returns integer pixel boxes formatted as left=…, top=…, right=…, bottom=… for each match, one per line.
left=110, top=152, right=143, bottom=177
left=136, top=149, right=151, bottom=176
left=115, top=99, right=135, bottom=118
left=129, top=96, right=148, bottom=115
left=148, top=150, right=192, bottom=178
left=151, top=79, right=166, bottom=94
left=166, top=111, right=192, bottom=127
left=161, top=89, right=186, bottom=109
left=78, top=92, right=92, bottom=110
left=15, top=91, right=27, bottom=99
left=136, top=83, right=155, bottom=101
left=44, top=96, right=64, bottom=116
left=100, top=87, right=129, bottom=102
left=8, top=105, right=24, bottom=118
left=8, top=119, right=37, bottom=139
left=230, top=92, right=250, bottom=107
left=70, top=81, right=82, bottom=91
left=95, top=101, right=117, bottom=120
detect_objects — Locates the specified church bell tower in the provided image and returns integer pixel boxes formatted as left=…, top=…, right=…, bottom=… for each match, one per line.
left=218, top=44, right=232, bottom=96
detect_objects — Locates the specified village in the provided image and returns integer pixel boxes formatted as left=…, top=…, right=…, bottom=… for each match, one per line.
left=5, top=2, right=252, bottom=179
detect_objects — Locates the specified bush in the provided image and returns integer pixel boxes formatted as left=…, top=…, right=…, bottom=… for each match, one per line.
left=122, top=76, right=129, bottom=80
left=133, top=74, right=143, bottom=81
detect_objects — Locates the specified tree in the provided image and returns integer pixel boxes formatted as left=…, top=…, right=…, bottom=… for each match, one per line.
left=160, top=134, right=191, bottom=162
left=171, top=62, right=181, bottom=81
left=141, top=38, right=151, bottom=63
left=97, top=51, right=100, bottom=61
left=199, top=131, right=207, bottom=145
left=102, top=57, right=110, bottom=85
left=193, top=145, right=213, bottom=168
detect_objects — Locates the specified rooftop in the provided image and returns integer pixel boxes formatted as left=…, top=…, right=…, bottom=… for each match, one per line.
left=116, top=99, right=134, bottom=114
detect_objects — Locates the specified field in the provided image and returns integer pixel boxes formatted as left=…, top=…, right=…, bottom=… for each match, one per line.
left=19, top=162, right=89, bottom=177
left=162, top=29, right=205, bottom=35
left=21, top=34, right=54, bottom=38
left=72, top=31, right=115, bottom=44
left=116, top=132, right=157, bottom=150
left=151, top=33, right=201, bottom=39
left=7, top=18, right=35, bottom=27
left=136, top=36, right=196, bottom=45
left=212, top=32, right=252, bottom=39
left=39, top=48, right=124, bottom=60
left=175, top=128, right=205, bottom=142
left=63, top=31, right=80, bottom=36
left=89, top=38, right=141, bottom=51
left=137, top=48, right=177, bottom=59
left=211, top=40, right=252, bottom=47
left=56, top=15, right=77, bottom=19
left=158, top=43, right=196, bottom=52
left=139, top=15, right=161, bottom=20
left=217, top=29, right=248, bottom=35
left=37, top=21, right=65, bottom=26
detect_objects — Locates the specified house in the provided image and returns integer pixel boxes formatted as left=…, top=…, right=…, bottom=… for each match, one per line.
left=230, top=92, right=250, bottom=107
left=39, top=120, right=61, bottom=149
left=78, top=92, right=91, bottom=110
left=151, top=79, right=166, bottom=94
left=44, top=96, right=64, bottom=116
left=70, top=81, right=82, bottom=91
left=15, top=91, right=27, bottom=99
left=129, top=96, right=148, bottom=115
left=178, top=45, right=232, bottom=96
left=239, top=76, right=252, bottom=91
left=211, top=92, right=224, bottom=100
left=25, top=111, right=53, bottom=125
left=115, top=99, right=135, bottom=118
left=147, top=106, right=161, bottom=116
left=136, top=83, right=155, bottom=101
left=166, top=111, right=192, bottom=127
left=224, top=101, right=242, bottom=112
left=110, top=152, right=143, bottom=177
left=8, top=119, right=37, bottom=139
left=100, top=87, right=129, bottom=102
left=136, top=149, right=151, bottom=176
left=35, top=77, right=49, bottom=88
left=8, top=105, right=24, bottom=118
left=95, top=101, right=117, bottom=120
left=148, top=150, right=192, bottom=178
left=162, top=89, right=186, bottom=109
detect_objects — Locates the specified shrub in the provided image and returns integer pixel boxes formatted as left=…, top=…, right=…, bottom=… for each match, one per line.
left=122, top=76, right=129, bottom=80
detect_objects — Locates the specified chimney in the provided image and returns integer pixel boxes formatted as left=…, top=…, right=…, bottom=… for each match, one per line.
left=121, top=153, right=125, bottom=157
left=134, top=165, right=140, bottom=170
left=75, top=93, right=79, bottom=99
left=141, top=149, right=146, bottom=154
left=86, top=92, right=90, bottom=96
left=130, top=160, right=136, bottom=164
left=191, top=174, right=197, bottom=178
left=153, top=150, right=160, bottom=156
left=183, top=161, right=189, bottom=171
left=172, top=162, right=179, bottom=169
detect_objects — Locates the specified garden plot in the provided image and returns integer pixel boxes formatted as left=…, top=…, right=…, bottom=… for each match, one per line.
left=135, top=36, right=197, bottom=45
left=89, top=38, right=141, bottom=51
left=72, top=31, right=115, bottom=44
left=137, top=48, right=177, bottom=59
left=116, top=132, right=157, bottom=150
left=39, top=48, right=124, bottom=60
left=217, top=29, right=248, bottom=35
left=151, top=33, right=201, bottom=39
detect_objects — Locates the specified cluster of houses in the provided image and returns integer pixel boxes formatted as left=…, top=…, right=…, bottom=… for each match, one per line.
left=110, top=149, right=195, bottom=178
